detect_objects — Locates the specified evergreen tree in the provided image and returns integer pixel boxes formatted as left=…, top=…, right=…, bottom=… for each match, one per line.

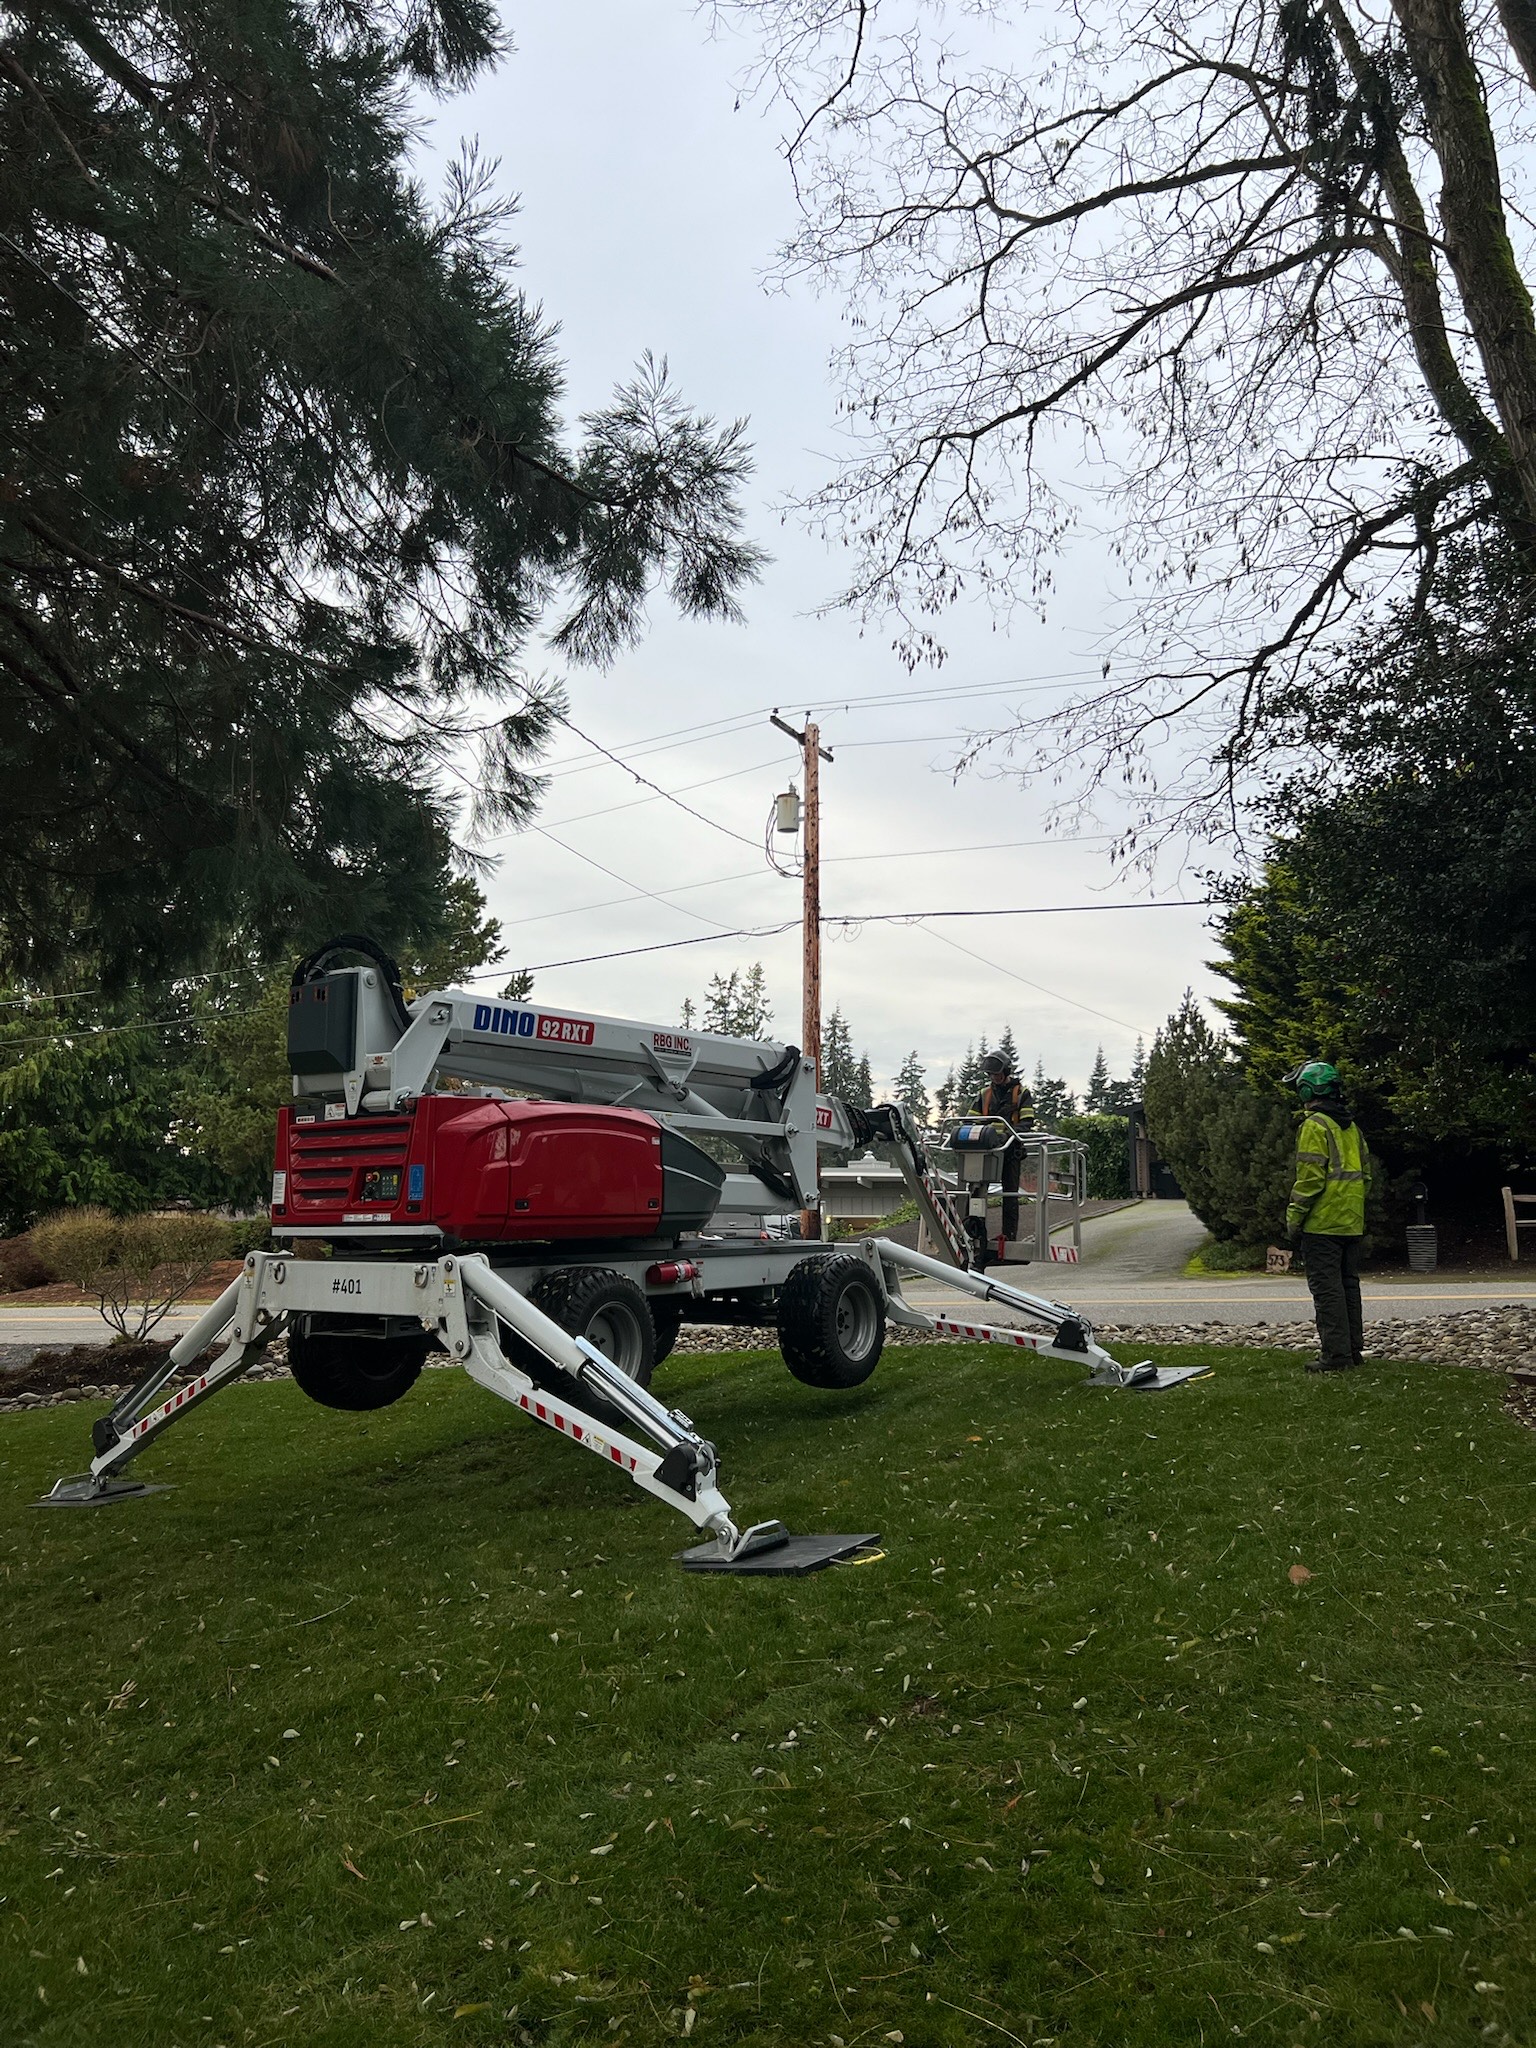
left=0, top=2, right=763, bottom=982
left=893, top=1050, right=930, bottom=1128
left=819, top=1008, right=859, bottom=1098
left=996, top=1023, right=1019, bottom=1074
left=1143, top=991, right=1295, bottom=1244
left=0, top=992, right=213, bottom=1232
left=680, top=997, right=697, bottom=1030
left=1086, top=1045, right=1112, bottom=1112
left=1033, top=1067, right=1078, bottom=1125
left=700, top=964, right=773, bottom=1038
left=499, top=970, right=535, bottom=1002
left=174, top=883, right=508, bottom=1206
left=933, top=1065, right=958, bottom=1124
left=1102, top=1037, right=1145, bottom=1114
left=955, top=1040, right=985, bottom=1106
left=401, top=878, right=505, bottom=994
left=853, top=1051, right=874, bottom=1111
left=739, top=964, right=773, bottom=1039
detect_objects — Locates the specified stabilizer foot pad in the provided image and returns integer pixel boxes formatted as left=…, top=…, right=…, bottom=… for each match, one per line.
left=35, top=1475, right=172, bottom=1508
left=676, top=1531, right=881, bottom=1575
left=1086, top=1362, right=1212, bottom=1393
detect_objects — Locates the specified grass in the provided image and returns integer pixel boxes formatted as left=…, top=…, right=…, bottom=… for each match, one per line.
left=1184, top=1238, right=1271, bottom=1275
left=1, top=1339, right=1533, bottom=2048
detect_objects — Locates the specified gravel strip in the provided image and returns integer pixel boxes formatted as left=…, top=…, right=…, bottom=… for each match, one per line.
left=8, top=1312, right=1536, bottom=1433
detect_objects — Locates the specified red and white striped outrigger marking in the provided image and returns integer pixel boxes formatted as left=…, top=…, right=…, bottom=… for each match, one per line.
left=933, top=1318, right=1054, bottom=1352
left=131, top=1374, right=211, bottom=1438
left=512, top=1389, right=639, bottom=1471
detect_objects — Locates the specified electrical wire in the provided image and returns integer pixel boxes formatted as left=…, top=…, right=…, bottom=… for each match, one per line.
left=828, top=900, right=1212, bottom=923
left=523, top=755, right=781, bottom=837
left=536, top=668, right=1106, bottom=779
left=915, top=923, right=1149, bottom=1035
left=545, top=712, right=762, bottom=847
left=527, top=825, right=742, bottom=934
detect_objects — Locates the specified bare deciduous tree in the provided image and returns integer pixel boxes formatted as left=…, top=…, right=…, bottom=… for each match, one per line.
left=720, top=0, right=1536, bottom=822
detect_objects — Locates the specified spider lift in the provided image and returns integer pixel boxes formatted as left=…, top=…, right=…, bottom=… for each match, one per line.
left=42, top=938, right=1201, bottom=1564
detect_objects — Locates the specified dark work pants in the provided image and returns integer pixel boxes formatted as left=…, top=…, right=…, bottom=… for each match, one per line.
left=1301, top=1233, right=1364, bottom=1368
left=1000, top=1143, right=1022, bottom=1241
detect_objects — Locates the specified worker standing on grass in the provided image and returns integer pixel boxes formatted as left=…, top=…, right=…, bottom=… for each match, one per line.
left=1285, top=1062, right=1372, bottom=1374
left=969, top=1051, right=1036, bottom=1245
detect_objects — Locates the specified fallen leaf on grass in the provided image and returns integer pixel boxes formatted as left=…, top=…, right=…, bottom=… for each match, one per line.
left=453, top=2005, right=490, bottom=2018
left=341, top=1851, right=368, bottom=1882
left=1288, top=1565, right=1313, bottom=1586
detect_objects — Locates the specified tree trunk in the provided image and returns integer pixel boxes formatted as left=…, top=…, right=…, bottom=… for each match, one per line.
left=1493, top=0, right=1536, bottom=92
left=1390, top=0, right=1536, bottom=522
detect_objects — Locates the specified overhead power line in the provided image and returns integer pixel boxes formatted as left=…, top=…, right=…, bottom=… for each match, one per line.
left=538, top=668, right=1105, bottom=779
left=828, top=900, right=1213, bottom=924
left=917, top=924, right=1149, bottom=1035
left=547, top=712, right=762, bottom=847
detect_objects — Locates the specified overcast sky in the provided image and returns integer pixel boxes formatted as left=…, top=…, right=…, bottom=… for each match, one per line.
left=422, top=4, right=1228, bottom=1100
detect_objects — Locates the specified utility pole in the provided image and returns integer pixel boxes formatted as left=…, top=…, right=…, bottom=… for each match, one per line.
left=770, top=710, right=834, bottom=1240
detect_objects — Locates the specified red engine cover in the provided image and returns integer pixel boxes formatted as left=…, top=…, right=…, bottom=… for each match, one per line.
left=273, top=1096, right=666, bottom=1242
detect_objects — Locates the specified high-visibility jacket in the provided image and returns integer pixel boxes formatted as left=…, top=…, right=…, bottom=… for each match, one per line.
left=1286, top=1110, right=1371, bottom=1237
left=970, top=1078, right=1036, bottom=1130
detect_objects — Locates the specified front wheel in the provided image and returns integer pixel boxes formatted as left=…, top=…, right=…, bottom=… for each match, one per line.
left=777, top=1253, right=885, bottom=1389
left=500, top=1267, right=657, bottom=1426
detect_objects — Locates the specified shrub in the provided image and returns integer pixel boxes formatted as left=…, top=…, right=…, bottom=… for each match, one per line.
left=221, top=1216, right=272, bottom=1259
left=30, top=1206, right=121, bottom=1290
left=1055, top=1114, right=1130, bottom=1199
left=29, top=1207, right=228, bottom=1339
left=0, top=1232, right=54, bottom=1291
left=1189, top=1237, right=1271, bottom=1272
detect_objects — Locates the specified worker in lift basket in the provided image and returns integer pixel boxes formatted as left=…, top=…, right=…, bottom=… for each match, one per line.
left=969, top=1051, right=1036, bottom=1245
left=1284, top=1061, right=1373, bottom=1373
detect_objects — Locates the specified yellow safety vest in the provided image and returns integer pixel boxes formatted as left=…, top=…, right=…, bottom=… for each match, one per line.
left=1286, top=1111, right=1370, bottom=1236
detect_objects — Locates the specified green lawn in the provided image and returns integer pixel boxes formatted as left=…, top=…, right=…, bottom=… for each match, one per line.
left=1, top=1340, right=1533, bottom=2048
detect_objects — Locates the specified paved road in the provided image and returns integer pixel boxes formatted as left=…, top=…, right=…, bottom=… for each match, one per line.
left=4, top=1202, right=1532, bottom=1356
left=901, top=1199, right=1536, bottom=1326
left=0, top=1303, right=205, bottom=1352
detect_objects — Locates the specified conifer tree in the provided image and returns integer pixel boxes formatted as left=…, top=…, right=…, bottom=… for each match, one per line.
left=852, top=1051, right=874, bottom=1111
left=819, top=1008, right=858, bottom=1099
left=0, top=1, right=763, bottom=981
left=1086, top=1046, right=1112, bottom=1112
left=699, top=963, right=773, bottom=1038
left=1102, top=1037, right=1146, bottom=1113
left=892, top=1050, right=930, bottom=1127
left=1032, top=1065, right=1077, bottom=1125
left=933, top=1065, right=958, bottom=1124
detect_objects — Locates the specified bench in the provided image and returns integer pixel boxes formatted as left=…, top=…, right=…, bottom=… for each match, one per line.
left=1502, top=1186, right=1536, bottom=1262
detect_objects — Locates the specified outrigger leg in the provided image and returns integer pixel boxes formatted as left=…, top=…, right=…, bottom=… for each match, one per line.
left=863, top=1239, right=1209, bottom=1393
left=38, top=1264, right=284, bottom=1506
left=37, top=1253, right=880, bottom=1570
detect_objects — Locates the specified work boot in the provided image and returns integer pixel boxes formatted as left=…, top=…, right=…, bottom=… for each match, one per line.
left=1305, top=1358, right=1350, bottom=1374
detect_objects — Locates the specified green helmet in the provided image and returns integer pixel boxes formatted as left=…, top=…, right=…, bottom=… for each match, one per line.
left=1285, top=1060, right=1339, bottom=1100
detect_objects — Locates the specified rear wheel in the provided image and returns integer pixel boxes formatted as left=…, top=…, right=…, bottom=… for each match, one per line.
left=500, top=1267, right=657, bottom=1426
left=650, top=1298, right=686, bottom=1366
left=777, top=1253, right=885, bottom=1389
left=288, top=1317, right=430, bottom=1411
